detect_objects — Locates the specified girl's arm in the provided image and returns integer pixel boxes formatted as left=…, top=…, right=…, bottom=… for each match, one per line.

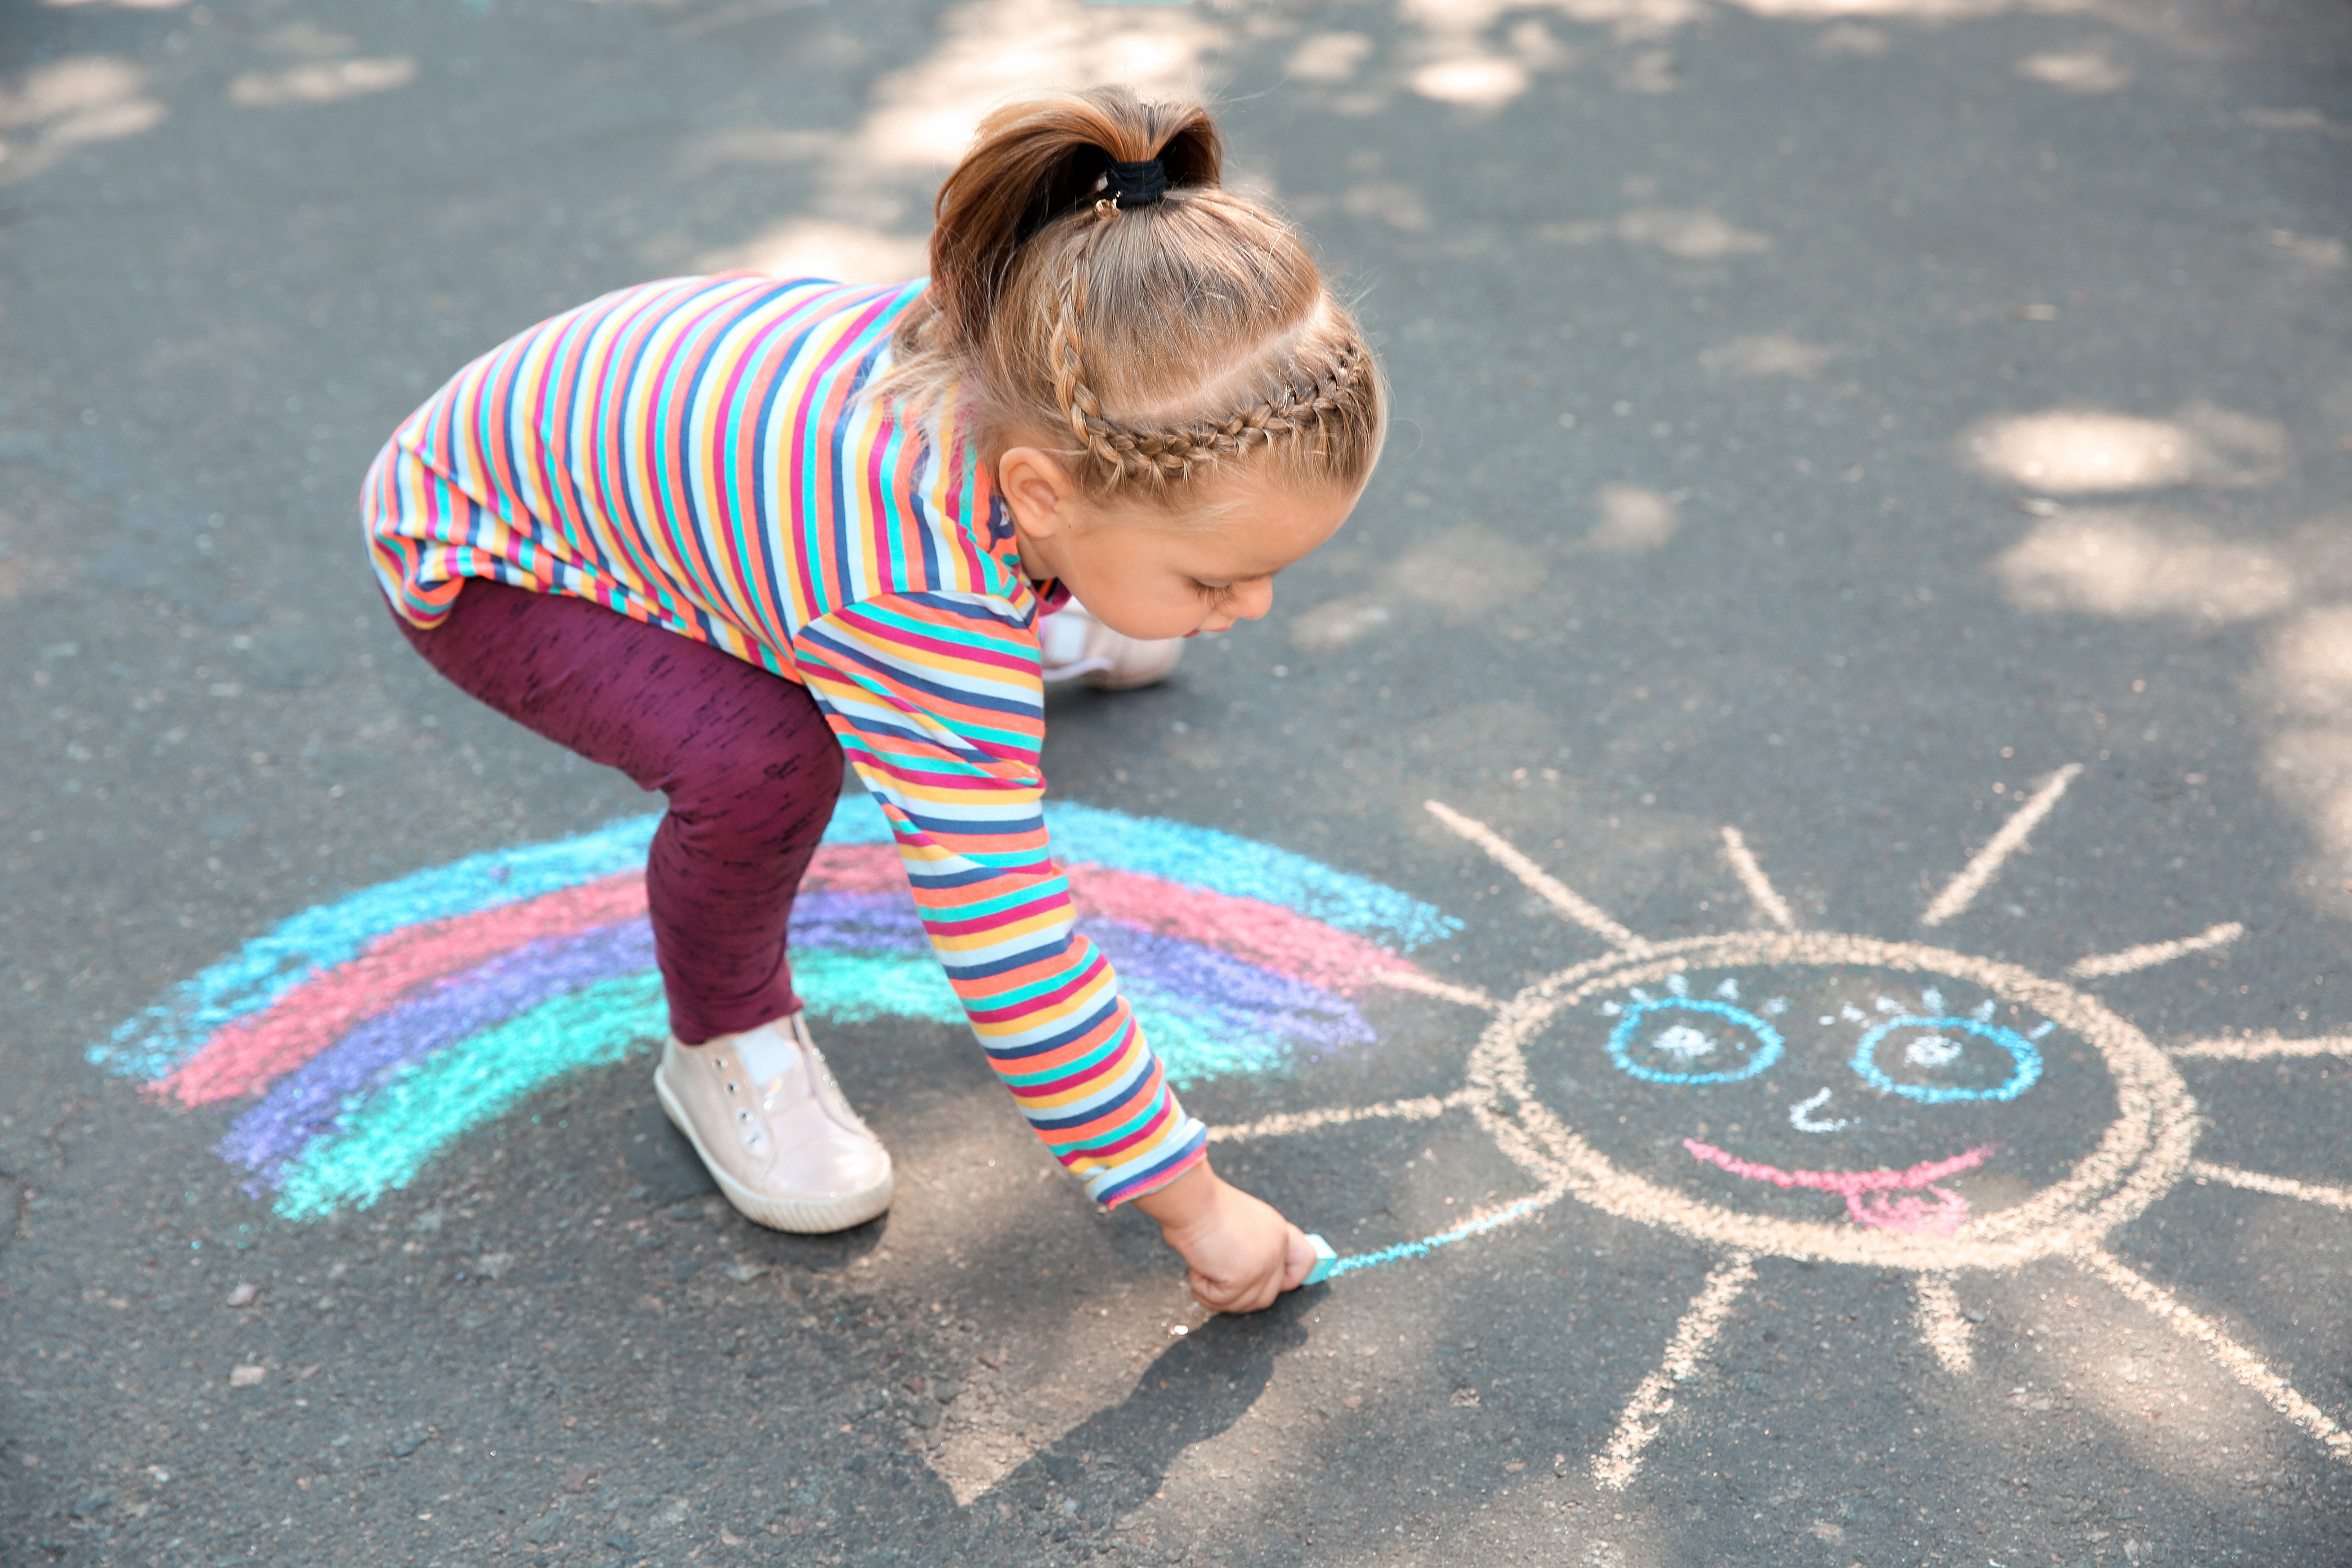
left=791, top=591, right=1315, bottom=1308
left=794, top=590, right=1315, bottom=1306
left=791, top=589, right=1210, bottom=1206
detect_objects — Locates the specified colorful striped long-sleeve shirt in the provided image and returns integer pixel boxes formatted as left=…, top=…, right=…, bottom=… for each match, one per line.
left=362, top=274, right=1207, bottom=1208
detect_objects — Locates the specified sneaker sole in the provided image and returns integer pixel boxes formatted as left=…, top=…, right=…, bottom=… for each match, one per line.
left=654, top=1070, right=894, bottom=1234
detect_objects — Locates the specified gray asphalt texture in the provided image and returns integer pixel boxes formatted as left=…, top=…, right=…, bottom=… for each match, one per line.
left=5, top=0, right=2352, bottom=1564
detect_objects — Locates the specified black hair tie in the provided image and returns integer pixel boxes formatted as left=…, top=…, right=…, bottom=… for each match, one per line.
left=1104, top=158, right=1167, bottom=209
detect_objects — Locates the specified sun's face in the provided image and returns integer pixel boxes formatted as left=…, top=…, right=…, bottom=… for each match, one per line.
left=1217, top=781, right=2352, bottom=1486
left=1472, top=931, right=2191, bottom=1270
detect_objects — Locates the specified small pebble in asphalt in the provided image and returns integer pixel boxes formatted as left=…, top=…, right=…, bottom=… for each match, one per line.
left=672, top=1256, right=701, bottom=1283
left=664, top=1200, right=706, bottom=1223
left=631, top=1232, right=660, bottom=1250
left=225, top=1282, right=258, bottom=1307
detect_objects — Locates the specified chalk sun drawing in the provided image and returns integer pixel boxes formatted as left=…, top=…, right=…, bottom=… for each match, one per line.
left=93, top=796, right=1460, bottom=1222
left=1212, top=772, right=2352, bottom=1486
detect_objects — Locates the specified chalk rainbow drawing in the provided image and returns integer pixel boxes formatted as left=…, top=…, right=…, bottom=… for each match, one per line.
left=92, top=796, right=1463, bottom=1223
left=1210, top=775, right=2352, bottom=1484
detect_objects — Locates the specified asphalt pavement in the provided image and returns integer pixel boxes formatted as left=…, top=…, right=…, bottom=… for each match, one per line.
left=4, top=0, right=2352, bottom=1564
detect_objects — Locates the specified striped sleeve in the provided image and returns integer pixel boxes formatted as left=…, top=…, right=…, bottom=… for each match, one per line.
left=791, top=589, right=1208, bottom=1209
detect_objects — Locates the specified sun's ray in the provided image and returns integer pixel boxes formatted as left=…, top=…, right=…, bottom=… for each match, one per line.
left=1920, top=762, right=2084, bottom=928
left=1719, top=826, right=1798, bottom=930
left=2188, top=1160, right=2352, bottom=1212
left=2170, top=1033, right=2352, bottom=1062
left=2075, top=1247, right=2352, bottom=1466
left=1359, top=969, right=1500, bottom=1010
left=2068, top=922, right=2245, bottom=980
left=1424, top=800, right=1650, bottom=953
left=1913, top=1272, right=1975, bottom=1373
left=1207, top=1088, right=1479, bottom=1143
left=1592, top=1252, right=1757, bottom=1489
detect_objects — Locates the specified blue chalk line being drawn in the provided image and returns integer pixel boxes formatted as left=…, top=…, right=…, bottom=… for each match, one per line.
left=1324, top=1197, right=1550, bottom=1278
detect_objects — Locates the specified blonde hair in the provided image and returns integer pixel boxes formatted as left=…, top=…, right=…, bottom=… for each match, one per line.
left=887, top=88, right=1383, bottom=510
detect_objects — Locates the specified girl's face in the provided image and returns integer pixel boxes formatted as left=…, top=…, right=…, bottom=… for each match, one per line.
left=996, top=449, right=1358, bottom=642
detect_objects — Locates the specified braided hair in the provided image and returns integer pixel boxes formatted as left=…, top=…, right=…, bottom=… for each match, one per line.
left=886, top=88, right=1383, bottom=510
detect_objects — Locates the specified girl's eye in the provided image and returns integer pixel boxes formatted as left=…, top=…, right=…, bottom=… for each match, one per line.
left=1192, top=579, right=1238, bottom=605
left=1849, top=1015, right=2041, bottom=1103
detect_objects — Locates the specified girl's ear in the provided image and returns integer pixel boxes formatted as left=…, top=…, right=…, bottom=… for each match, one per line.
left=996, top=446, right=1080, bottom=542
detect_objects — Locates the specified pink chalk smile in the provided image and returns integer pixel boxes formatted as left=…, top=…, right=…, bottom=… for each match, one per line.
left=1683, top=1138, right=2000, bottom=1237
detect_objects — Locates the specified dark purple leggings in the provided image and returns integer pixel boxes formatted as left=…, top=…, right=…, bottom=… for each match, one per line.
left=393, top=579, right=843, bottom=1044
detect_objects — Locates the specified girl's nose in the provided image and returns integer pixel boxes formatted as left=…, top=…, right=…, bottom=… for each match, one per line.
left=1231, top=579, right=1275, bottom=621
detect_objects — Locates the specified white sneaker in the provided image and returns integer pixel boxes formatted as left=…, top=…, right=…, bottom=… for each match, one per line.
left=1038, top=597, right=1184, bottom=690
left=653, top=1013, right=894, bottom=1234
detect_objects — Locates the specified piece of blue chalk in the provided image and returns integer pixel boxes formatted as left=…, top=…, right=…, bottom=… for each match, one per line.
left=1303, top=1233, right=1338, bottom=1286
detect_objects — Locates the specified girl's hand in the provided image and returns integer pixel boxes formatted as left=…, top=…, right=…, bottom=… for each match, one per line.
left=1129, top=1160, right=1317, bottom=1313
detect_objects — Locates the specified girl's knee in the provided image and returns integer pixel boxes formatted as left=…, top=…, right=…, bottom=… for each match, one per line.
left=664, top=748, right=840, bottom=844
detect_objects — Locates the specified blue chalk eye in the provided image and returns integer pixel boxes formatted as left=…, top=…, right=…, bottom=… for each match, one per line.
left=1607, top=998, right=1784, bottom=1086
left=1850, top=1016, right=2041, bottom=1103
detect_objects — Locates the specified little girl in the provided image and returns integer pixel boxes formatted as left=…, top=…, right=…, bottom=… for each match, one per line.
left=363, top=89, right=1383, bottom=1313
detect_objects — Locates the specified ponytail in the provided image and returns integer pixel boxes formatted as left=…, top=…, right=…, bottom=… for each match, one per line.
left=922, top=92, right=1222, bottom=364
left=888, top=88, right=1382, bottom=507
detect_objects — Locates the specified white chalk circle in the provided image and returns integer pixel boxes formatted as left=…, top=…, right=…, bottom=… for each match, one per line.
left=1466, top=929, right=2197, bottom=1270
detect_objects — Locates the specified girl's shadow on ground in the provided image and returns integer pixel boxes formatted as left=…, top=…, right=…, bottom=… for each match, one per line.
left=937, top=1302, right=1313, bottom=1556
